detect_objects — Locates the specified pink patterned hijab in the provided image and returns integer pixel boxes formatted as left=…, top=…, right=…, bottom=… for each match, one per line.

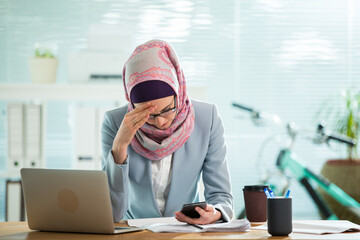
left=122, top=39, right=195, bottom=160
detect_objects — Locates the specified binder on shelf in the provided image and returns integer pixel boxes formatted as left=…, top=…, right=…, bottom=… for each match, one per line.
left=25, top=104, right=42, bottom=168
left=7, top=104, right=24, bottom=175
left=5, top=179, right=25, bottom=222
left=7, top=103, right=43, bottom=176
left=74, top=106, right=97, bottom=169
left=73, top=106, right=113, bottom=170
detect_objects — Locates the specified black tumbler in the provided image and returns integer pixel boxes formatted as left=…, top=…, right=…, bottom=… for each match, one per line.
left=267, top=197, right=292, bottom=236
left=243, top=185, right=268, bottom=222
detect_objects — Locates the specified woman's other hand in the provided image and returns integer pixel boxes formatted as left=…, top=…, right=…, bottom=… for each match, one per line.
left=111, top=102, right=156, bottom=164
left=174, top=204, right=222, bottom=225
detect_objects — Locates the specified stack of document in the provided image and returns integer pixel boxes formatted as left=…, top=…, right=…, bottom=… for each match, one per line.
left=128, top=217, right=250, bottom=233
left=251, top=220, right=360, bottom=235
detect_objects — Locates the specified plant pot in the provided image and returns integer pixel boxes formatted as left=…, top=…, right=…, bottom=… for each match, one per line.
left=29, top=58, right=58, bottom=83
left=318, top=159, right=360, bottom=224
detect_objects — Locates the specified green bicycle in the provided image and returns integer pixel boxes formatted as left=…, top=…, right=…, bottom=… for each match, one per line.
left=233, top=102, right=360, bottom=221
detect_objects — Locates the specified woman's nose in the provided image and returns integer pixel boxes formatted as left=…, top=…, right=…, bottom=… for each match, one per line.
left=155, top=116, right=166, bottom=126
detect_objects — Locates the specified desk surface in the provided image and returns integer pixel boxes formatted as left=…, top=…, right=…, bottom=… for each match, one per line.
left=1, top=221, right=360, bottom=240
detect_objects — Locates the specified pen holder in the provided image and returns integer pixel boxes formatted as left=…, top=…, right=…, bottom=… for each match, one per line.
left=267, top=197, right=292, bottom=236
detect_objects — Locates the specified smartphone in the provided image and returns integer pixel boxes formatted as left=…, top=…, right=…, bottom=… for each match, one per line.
left=180, top=201, right=207, bottom=218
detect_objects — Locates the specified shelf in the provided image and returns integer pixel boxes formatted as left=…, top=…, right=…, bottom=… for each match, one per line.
left=0, top=82, right=207, bottom=102
left=0, top=83, right=125, bottom=102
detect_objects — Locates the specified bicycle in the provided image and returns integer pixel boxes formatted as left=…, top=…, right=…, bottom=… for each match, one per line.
left=232, top=102, right=360, bottom=221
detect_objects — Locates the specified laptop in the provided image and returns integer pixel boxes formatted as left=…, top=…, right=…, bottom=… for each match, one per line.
left=20, top=168, right=142, bottom=234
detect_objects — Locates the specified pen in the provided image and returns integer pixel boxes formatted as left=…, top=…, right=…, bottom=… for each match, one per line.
left=264, top=188, right=271, bottom=198
left=285, top=189, right=291, bottom=198
left=269, top=189, right=275, bottom=198
left=189, top=223, right=204, bottom=230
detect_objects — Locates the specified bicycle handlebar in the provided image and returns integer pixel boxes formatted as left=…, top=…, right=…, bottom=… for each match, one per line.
left=232, top=103, right=260, bottom=118
left=317, top=122, right=356, bottom=147
left=232, top=103, right=256, bottom=113
left=232, top=102, right=356, bottom=147
left=232, top=102, right=282, bottom=124
left=328, top=134, right=356, bottom=146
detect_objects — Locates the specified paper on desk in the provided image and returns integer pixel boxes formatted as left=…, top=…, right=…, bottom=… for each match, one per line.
left=127, top=217, right=251, bottom=233
left=251, top=220, right=360, bottom=235
left=127, top=217, right=179, bottom=228
left=128, top=217, right=199, bottom=232
left=194, top=219, right=250, bottom=232
left=146, top=223, right=202, bottom=233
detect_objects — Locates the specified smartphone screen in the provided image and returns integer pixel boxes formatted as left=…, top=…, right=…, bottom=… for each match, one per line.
left=180, top=201, right=207, bottom=218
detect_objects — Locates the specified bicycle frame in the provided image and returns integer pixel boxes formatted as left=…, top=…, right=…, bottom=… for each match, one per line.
left=277, top=148, right=360, bottom=220
left=232, top=102, right=360, bottom=220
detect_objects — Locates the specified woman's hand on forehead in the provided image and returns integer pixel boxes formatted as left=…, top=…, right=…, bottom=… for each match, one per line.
left=131, top=102, right=154, bottom=113
left=134, top=96, right=174, bottom=114
left=111, top=102, right=157, bottom=164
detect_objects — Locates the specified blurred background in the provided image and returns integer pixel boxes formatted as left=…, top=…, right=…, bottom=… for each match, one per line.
left=0, top=0, right=359, bottom=222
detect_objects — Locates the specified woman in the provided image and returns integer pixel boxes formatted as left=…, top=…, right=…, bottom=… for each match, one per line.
left=101, top=39, right=233, bottom=224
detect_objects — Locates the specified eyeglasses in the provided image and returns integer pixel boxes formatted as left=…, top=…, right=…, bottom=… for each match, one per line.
left=147, top=98, right=177, bottom=122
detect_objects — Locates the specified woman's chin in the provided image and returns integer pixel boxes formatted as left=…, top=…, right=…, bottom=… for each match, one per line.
left=157, top=125, right=169, bottom=130
left=147, top=124, right=165, bottom=130
left=147, top=120, right=173, bottom=130
left=156, top=122, right=171, bottom=130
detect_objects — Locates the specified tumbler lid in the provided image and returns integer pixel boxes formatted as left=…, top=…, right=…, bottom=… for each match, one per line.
left=243, top=185, right=269, bottom=192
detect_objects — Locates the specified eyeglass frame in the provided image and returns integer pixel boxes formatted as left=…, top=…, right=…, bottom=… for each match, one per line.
left=132, top=97, right=177, bottom=122
left=148, top=97, right=177, bottom=121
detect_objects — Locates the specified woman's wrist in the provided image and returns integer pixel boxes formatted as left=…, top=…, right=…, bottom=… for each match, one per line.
left=214, top=209, right=222, bottom=222
left=112, top=143, right=128, bottom=164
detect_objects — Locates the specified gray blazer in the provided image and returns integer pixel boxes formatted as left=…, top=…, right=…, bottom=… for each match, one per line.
left=101, top=100, right=233, bottom=222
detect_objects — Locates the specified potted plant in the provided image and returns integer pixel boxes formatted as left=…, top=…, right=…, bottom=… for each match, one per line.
left=28, top=45, right=58, bottom=83
left=316, top=89, right=360, bottom=223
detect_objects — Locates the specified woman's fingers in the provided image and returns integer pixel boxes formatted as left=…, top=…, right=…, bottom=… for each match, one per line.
left=195, top=206, right=207, bottom=216
left=174, top=204, right=221, bottom=225
left=175, top=212, right=199, bottom=224
left=177, top=211, right=208, bottom=225
left=127, top=102, right=152, bottom=116
left=174, top=211, right=186, bottom=222
left=134, top=113, right=150, bottom=128
left=114, top=104, right=155, bottom=147
left=131, top=106, right=156, bottom=126
left=111, top=103, right=157, bottom=163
